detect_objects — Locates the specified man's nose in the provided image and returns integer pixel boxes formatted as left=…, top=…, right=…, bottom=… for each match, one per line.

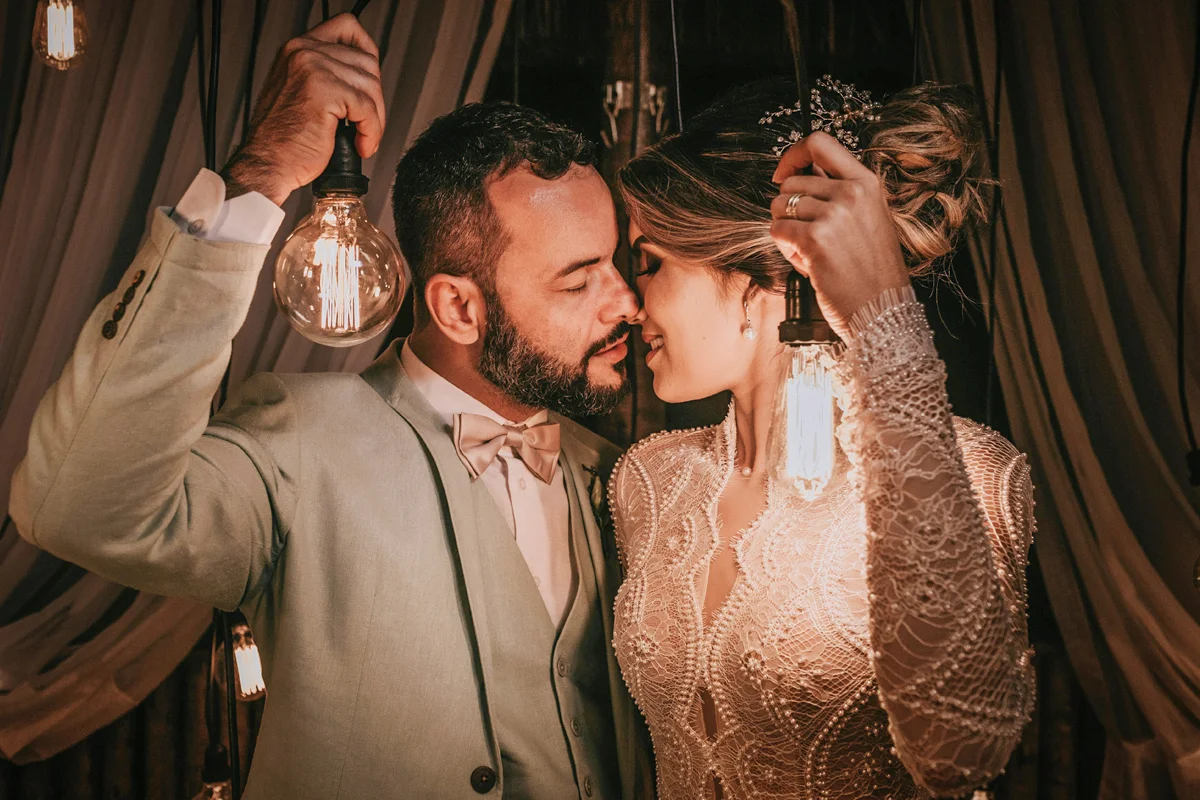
left=602, top=267, right=641, bottom=322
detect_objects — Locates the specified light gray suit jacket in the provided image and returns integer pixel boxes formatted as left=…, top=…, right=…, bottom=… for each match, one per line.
left=9, top=210, right=655, bottom=799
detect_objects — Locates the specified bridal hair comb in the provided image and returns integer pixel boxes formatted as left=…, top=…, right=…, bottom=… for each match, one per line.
left=759, top=75, right=882, bottom=158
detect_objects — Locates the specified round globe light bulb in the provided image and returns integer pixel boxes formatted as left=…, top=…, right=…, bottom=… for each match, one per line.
left=273, top=193, right=406, bottom=347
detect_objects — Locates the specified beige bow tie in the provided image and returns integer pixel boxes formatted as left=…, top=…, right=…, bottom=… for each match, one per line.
left=452, top=410, right=561, bottom=485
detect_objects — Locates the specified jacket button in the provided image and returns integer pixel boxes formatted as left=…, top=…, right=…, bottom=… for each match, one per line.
left=101, top=320, right=118, bottom=339
left=131, top=269, right=145, bottom=287
left=470, top=766, right=496, bottom=794
left=122, top=285, right=136, bottom=303
left=112, top=302, right=126, bottom=321
left=584, top=775, right=594, bottom=796
left=556, top=658, right=567, bottom=676
left=571, top=717, right=582, bottom=736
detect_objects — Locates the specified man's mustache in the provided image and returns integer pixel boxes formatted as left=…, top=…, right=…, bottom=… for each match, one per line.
left=584, top=322, right=632, bottom=360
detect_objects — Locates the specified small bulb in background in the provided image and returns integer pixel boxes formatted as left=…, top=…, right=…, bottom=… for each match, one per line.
left=33, top=0, right=88, bottom=70
left=274, top=121, right=406, bottom=346
left=768, top=342, right=838, bottom=500
left=231, top=623, right=265, bottom=702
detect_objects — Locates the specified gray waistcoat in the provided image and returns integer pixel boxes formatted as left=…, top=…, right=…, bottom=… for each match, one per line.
left=476, top=471, right=620, bottom=800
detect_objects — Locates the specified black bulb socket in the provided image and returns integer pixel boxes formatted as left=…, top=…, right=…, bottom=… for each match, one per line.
left=201, top=742, right=231, bottom=784
left=312, top=120, right=369, bottom=198
left=779, top=271, right=838, bottom=344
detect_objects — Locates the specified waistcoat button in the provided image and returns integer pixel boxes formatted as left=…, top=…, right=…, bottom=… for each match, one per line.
left=470, top=766, right=496, bottom=794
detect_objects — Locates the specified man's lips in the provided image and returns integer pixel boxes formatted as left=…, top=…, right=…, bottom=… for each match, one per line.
left=594, top=333, right=629, bottom=360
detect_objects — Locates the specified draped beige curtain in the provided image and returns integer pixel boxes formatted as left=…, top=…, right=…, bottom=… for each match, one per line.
left=919, top=2, right=1200, bottom=797
left=0, top=0, right=511, bottom=763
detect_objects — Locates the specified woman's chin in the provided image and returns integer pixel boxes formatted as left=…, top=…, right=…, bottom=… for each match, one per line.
left=651, top=371, right=706, bottom=405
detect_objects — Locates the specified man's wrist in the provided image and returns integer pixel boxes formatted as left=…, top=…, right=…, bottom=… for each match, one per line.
left=221, top=148, right=291, bottom=206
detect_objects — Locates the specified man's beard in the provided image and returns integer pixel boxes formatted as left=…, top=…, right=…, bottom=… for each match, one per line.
left=478, top=291, right=629, bottom=418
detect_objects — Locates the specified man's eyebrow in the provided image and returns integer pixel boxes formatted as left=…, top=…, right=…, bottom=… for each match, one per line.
left=553, top=255, right=604, bottom=280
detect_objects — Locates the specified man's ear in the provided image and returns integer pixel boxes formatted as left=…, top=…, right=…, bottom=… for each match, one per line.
left=424, top=273, right=486, bottom=345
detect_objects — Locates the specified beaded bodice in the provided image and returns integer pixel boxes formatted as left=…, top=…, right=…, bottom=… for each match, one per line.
left=609, top=289, right=1036, bottom=800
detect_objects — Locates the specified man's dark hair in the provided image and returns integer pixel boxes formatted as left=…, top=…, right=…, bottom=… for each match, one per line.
left=391, top=102, right=596, bottom=308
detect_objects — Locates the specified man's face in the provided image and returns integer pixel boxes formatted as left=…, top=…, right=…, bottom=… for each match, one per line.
left=478, top=164, right=638, bottom=417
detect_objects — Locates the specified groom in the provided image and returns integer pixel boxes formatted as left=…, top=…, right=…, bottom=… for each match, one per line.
left=9, top=13, right=652, bottom=800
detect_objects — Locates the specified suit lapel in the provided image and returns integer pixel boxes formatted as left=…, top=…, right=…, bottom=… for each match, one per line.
left=359, top=342, right=502, bottom=773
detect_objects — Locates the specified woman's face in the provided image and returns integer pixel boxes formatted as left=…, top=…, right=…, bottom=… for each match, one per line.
left=630, top=221, right=759, bottom=403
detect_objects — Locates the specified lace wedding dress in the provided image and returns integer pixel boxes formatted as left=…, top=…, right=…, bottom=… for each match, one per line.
left=609, top=288, right=1036, bottom=799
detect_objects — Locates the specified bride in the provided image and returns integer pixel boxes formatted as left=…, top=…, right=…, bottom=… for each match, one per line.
left=608, top=78, right=1036, bottom=799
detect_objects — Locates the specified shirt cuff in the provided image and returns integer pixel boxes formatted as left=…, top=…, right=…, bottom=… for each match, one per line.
left=171, top=168, right=286, bottom=246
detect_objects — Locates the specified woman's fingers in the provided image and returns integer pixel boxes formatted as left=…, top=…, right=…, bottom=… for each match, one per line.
left=772, top=131, right=872, bottom=182
left=770, top=191, right=825, bottom=221
left=776, top=174, right=839, bottom=200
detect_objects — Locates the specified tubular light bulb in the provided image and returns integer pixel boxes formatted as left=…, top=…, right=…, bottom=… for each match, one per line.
left=769, top=343, right=838, bottom=501
left=33, top=1, right=88, bottom=70
left=273, top=193, right=404, bottom=346
left=231, top=623, right=266, bottom=702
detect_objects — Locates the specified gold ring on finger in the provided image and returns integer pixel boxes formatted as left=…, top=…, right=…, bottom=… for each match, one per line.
left=784, top=192, right=805, bottom=218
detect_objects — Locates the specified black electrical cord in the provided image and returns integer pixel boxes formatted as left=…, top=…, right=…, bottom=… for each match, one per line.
left=196, top=0, right=243, bottom=796
left=625, top=0, right=644, bottom=444
left=984, top=0, right=1003, bottom=429
left=910, top=0, right=922, bottom=85
left=512, top=0, right=523, bottom=104
left=668, top=0, right=683, bottom=131
left=243, top=0, right=265, bottom=135
left=1178, top=1, right=1200, bottom=485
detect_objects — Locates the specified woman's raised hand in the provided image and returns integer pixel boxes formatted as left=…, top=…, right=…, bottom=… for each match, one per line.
left=769, top=132, right=910, bottom=340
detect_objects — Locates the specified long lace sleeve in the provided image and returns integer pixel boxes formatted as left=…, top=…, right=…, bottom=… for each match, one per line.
left=836, top=285, right=1036, bottom=798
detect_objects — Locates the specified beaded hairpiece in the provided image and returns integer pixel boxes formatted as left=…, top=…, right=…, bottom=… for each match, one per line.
left=758, top=75, right=882, bottom=159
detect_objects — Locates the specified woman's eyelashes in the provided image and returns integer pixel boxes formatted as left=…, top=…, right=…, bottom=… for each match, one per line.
left=635, top=252, right=662, bottom=277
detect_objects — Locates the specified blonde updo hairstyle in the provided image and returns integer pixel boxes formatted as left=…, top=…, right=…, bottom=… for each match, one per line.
left=619, top=78, right=993, bottom=295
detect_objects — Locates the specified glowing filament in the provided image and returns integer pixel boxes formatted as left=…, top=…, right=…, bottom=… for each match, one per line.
left=315, top=235, right=362, bottom=332
left=46, top=2, right=77, bottom=61
left=231, top=624, right=266, bottom=701
left=774, top=344, right=837, bottom=501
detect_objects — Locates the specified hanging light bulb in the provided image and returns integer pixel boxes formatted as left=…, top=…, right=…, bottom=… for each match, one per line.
left=231, top=622, right=266, bottom=701
left=274, top=120, right=406, bottom=346
left=768, top=272, right=841, bottom=501
left=33, top=0, right=88, bottom=70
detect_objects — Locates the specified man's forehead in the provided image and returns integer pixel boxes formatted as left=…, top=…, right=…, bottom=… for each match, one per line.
left=488, top=165, right=616, bottom=247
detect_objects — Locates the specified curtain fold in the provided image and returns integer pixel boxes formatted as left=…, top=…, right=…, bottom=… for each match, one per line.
left=921, top=1, right=1200, bottom=797
left=0, top=0, right=511, bottom=763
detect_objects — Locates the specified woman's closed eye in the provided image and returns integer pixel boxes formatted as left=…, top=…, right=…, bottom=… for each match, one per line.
left=635, top=252, right=662, bottom=277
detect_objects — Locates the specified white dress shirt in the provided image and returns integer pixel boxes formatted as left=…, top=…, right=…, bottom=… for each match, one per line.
left=171, top=168, right=285, bottom=246
left=170, top=169, right=575, bottom=625
left=400, top=342, right=575, bottom=626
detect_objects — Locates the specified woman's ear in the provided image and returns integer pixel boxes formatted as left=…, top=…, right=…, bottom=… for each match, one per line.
left=424, top=274, right=486, bottom=345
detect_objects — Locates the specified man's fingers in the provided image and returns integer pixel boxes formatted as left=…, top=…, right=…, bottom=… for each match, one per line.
left=310, top=40, right=382, bottom=79
left=307, top=13, right=379, bottom=60
left=312, top=57, right=386, bottom=156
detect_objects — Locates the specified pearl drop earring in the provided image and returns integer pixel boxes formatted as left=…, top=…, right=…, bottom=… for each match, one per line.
left=742, top=299, right=756, bottom=341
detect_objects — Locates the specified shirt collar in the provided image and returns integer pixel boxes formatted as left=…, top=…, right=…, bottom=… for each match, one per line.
left=400, top=339, right=536, bottom=429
